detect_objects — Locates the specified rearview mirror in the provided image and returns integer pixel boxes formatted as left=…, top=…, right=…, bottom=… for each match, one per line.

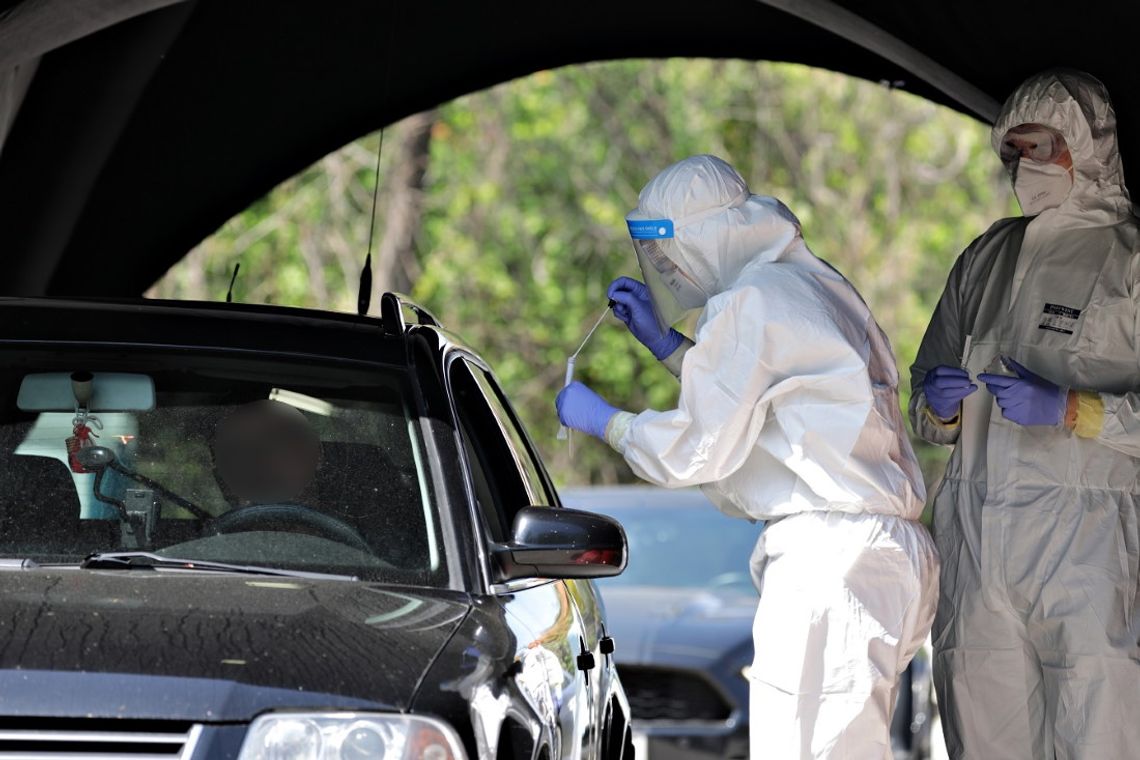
left=18, top=372, right=155, bottom=412
left=493, top=506, right=627, bottom=583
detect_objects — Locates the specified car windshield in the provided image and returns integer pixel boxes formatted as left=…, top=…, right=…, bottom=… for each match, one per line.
left=0, top=348, right=445, bottom=585
left=575, top=495, right=764, bottom=593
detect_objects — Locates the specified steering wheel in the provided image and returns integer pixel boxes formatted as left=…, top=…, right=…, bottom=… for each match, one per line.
left=207, top=503, right=373, bottom=555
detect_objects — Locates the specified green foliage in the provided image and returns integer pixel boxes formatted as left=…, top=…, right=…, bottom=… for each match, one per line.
left=148, top=59, right=1014, bottom=490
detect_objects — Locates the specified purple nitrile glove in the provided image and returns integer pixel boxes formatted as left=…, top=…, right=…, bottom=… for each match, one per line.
left=979, top=357, right=1066, bottom=427
left=555, top=381, right=619, bottom=440
left=607, top=276, right=685, bottom=360
left=922, top=365, right=977, bottom=419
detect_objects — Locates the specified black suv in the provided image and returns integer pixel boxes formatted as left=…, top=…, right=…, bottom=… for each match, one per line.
left=0, top=294, right=631, bottom=760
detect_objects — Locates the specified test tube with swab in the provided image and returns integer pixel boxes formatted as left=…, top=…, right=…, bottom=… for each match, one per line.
left=557, top=301, right=614, bottom=442
left=557, top=357, right=577, bottom=441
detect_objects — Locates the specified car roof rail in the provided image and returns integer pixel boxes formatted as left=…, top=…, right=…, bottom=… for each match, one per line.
left=381, top=292, right=442, bottom=336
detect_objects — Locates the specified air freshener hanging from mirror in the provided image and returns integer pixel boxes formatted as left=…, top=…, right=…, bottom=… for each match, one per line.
left=66, top=410, right=103, bottom=473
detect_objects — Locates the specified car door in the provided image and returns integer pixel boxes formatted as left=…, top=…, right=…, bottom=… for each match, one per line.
left=447, top=356, right=600, bottom=760
left=471, top=368, right=612, bottom=760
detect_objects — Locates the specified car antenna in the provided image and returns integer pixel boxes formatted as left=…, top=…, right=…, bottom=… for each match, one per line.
left=358, top=129, right=384, bottom=316
left=357, top=252, right=373, bottom=316
left=359, top=6, right=397, bottom=317
left=225, top=262, right=241, bottom=303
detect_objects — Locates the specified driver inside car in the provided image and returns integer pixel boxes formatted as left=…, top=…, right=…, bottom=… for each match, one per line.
left=210, top=399, right=321, bottom=507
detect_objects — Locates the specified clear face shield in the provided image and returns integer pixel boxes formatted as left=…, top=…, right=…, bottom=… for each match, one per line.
left=626, top=218, right=708, bottom=333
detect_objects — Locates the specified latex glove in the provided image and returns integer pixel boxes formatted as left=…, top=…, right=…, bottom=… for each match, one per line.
left=922, top=365, right=977, bottom=419
left=607, top=276, right=685, bottom=360
left=556, top=381, right=619, bottom=440
left=979, top=358, right=1066, bottom=426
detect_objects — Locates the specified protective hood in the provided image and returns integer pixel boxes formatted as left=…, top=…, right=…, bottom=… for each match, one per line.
left=628, top=155, right=803, bottom=310
left=992, top=69, right=1133, bottom=226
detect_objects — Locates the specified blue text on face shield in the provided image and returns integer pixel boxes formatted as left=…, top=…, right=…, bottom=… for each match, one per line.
left=627, top=219, right=674, bottom=240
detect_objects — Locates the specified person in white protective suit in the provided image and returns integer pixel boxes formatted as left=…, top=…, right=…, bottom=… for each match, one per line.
left=555, top=154, right=939, bottom=759
left=910, top=69, right=1140, bottom=759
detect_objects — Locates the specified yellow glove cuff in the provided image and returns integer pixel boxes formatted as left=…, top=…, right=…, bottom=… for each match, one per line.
left=604, top=411, right=636, bottom=453
left=1073, top=391, right=1105, bottom=439
left=923, top=405, right=960, bottom=429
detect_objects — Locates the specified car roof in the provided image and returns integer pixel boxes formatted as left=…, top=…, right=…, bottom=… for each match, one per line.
left=1, top=1, right=1138, bottom=297
left=0, top=297, right=412, bottom=366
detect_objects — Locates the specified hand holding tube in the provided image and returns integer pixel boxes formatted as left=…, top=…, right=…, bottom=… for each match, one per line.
left=556, top=381, right=619, bottom=440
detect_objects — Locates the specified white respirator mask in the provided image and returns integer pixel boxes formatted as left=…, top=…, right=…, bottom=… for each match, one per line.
left=1014, top=159, right=1073, bottom=216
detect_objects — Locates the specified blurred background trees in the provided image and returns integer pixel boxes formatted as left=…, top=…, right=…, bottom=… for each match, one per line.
left=146, top=59, right=1014, bottom=491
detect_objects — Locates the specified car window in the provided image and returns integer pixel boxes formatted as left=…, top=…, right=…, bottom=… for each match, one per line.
left=0, top=349, right=445, bottom=585
left=466, top=367, right=556, bottom=507
left=448, top=358, right=544, bottom=543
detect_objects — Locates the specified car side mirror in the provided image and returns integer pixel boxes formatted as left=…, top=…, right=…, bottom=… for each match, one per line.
left=492, top=506, right=627, bottom=583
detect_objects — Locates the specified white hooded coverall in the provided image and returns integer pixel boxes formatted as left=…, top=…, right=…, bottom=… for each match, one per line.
left=607, top=156, right=939, bottom=759
left=910, top=70, right=1140, bottom=760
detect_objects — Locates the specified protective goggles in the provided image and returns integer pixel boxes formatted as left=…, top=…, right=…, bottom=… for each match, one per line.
left=999, top=124, right=1069, bottom=166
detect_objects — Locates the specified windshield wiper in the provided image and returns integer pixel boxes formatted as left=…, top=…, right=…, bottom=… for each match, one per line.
left=80, top=552, right=357, bottom=581
left=0, top=559, right=39, bottom=570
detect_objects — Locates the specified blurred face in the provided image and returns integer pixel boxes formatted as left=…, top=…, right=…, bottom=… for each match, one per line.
left=1000, top=123, right=1074, bottom=175
left=213, top=400, right=320, bottom=505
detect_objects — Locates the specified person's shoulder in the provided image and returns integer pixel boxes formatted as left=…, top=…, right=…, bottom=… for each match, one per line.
left=709, top=264, right=826, bottom=318
left=729, top=263, right=811, bottom=298
left=700, top=267, right=864, bottom=355
left=968, top=216, right=1028, bottom=252
left=942, top=216, right=1028, bottom=276
left=738, top=257, right=821, bottom=286
left=981, top=215, right=1028, bottom=236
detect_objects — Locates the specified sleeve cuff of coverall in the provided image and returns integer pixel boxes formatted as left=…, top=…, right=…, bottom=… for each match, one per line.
left=1073, top=390, right=1105, bottom=439
left=604, top=411, right=636, bottom=453
left=659, top=336, right=695, bottom=378
left=922, top=404, right=961, bottom=430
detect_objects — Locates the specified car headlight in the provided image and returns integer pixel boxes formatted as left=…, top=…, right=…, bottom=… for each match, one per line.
left=237, top=713, right=468, bottom=760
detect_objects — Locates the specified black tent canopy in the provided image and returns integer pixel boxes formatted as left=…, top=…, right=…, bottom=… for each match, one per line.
left=0, top=0, right=1134, bottom=296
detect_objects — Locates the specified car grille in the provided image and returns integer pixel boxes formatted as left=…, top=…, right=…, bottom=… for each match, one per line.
left=619, top=665, right=733, bottom=722
left=0, top=719, right=201, bottom=758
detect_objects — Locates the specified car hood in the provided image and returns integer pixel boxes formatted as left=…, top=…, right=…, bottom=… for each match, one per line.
left=601, top=586, right=755, bottom=667
left=0, top=569, right=469, bottom=721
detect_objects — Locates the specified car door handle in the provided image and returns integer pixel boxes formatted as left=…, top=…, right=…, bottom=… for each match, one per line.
left=577, top=636, right=595, bottom=684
